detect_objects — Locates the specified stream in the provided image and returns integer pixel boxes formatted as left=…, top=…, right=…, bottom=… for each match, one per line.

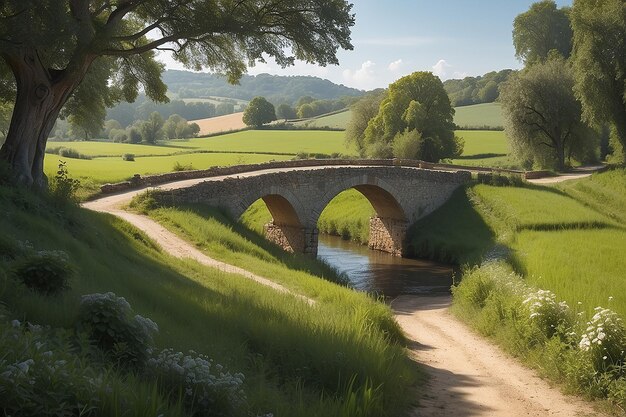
left=317, top=234, right=455, bottom=298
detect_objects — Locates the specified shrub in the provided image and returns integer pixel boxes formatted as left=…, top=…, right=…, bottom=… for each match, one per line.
left=77, top=292, right=158, bottom=368
left=522, top=289, right=571, bottom=339
left=49, top=161, right=81, bottom=202
left=0, top=320, right=101, bottom=416
left=122, top=153, right=135, bottom=161
left=173, top=161, right=194, bottom=171
left=146, top=348, right=247, bottom=417
left=579, top=307, right=626, bottom=372
left=11, top=250, right=73, bottom=295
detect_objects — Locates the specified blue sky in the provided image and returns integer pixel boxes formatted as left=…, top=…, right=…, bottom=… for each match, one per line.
left=161, top=0, right=573, bottom=90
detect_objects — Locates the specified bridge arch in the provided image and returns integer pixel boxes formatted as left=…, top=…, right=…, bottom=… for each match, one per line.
left=309, top=175, right=410, bottom=256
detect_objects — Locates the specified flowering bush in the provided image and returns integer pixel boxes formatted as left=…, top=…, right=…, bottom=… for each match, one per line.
left=146, top=348, right=247, bottom=417
left=579, top=307, right=626, bottom=372
left=11, top=250, right=74, bottom=295
left=78, top=292, right=158, bottom=368
left=0, top=319, right=101, bottom=416
left=523, top=289, right=571, bottom=339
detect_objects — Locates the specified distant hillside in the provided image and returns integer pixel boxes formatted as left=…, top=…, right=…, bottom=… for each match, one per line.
left=443, top=69, right=515, bottom=107
left=162, top=70, right=364, bottom=106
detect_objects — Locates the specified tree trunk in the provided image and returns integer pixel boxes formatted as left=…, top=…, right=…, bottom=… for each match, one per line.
left=0, top=49, right=84, bottom=188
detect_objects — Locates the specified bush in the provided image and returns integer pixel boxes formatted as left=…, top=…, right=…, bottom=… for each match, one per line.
left=579, top=307, right=626, bottom=372
left=173, top=161, right=194, bottom=171
left=77, top=292, right=158, bottom=368
left=476, top=172, right=525, bottom=187
left=0, top=319, right=101, bottom=416
left=146, top=348, right=247, bottom=417
left=122, top=153, right=135, bottom=162
left=11, top=250, right=73, bottom=295
left=49, top=161, right=80, bottom=203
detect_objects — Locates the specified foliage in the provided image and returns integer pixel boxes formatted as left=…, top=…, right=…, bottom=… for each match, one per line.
left=345, top=90, right=386, bottom=156
left=0, top=0, right=355, bottom=186
left=571, top=0, right=626, bottom=162
left=122, top=153, right=135, bottom=162
left=443, top=69, right=515, bottom=107
left=452, top=262, right=625, bottom=408
left=364, top=72, right=463, bottom=162
left=0, top=318, right=186, bottom=417
left=513, top=0, right=573, bottom=65
left=140, top=112, right=165, bottom=144
left=77, top=292, right=159, bottom=369
left=296, top=97, right=353, bottom=119
left=146, top=348, right=247, bottom=417
left=499, top=56, right=596, bottom=170
left=392, top=129, right=422, bottom=159
left=173, top=161, right=195, bottom=171
left=242, top=97, right=277, bottom=128
left=45, top=146, right=92, bottom=160
left=276, top=103, right=297, bottom=120
left=163, top=114, right=201, bottom=139
left=49, top=161, right=81, bottom=202
left=11, top=250, right=74, bottom=295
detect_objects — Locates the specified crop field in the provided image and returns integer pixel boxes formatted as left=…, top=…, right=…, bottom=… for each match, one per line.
left=453, top=102, right=504, bottom=129
left=192, top=112, right=246, bottom=135
left=452, top=130, right=515, bottom=168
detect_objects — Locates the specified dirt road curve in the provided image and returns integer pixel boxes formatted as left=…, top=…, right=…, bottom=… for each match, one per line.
left=393, top=295, right=603, bottom=417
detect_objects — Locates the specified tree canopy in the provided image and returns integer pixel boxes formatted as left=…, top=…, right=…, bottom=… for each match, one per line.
left=242, top=96, right=276, bottom=128
left=345, top=89, right=386, bottom=157
left=571, top=0, right=626, bottom=162
left=0, top=0, right=354, bottom=186
left=500, top=57, right=596, bottom=170
left=513, top=0, right=573, bottom=65
left=363, top=72, right=462, bottom=162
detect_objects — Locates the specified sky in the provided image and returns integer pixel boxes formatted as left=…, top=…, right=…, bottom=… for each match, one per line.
left=160, top=0, right=573, bottom=91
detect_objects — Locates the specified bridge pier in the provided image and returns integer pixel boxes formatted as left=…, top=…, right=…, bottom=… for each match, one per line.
left=368, top=216, right=408, bottom=257
left=263, top=222, right=319, bottom=256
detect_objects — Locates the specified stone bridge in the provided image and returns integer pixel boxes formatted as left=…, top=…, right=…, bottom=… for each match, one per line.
left=151, top=165, right=471, bottom=256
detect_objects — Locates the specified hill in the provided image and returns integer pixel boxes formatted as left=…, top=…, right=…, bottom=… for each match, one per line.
left=443, top=69, right=515, bottom=107
left=162, top=70, right=364, bottom=105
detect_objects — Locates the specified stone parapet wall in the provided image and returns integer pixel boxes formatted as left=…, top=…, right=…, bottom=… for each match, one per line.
left=98, top=158, right=541, bottom=195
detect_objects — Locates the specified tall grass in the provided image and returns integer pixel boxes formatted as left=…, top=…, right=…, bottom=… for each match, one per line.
left=0, top=184, right=418, bottom=416
left=317, top=189, right=374, bottom=244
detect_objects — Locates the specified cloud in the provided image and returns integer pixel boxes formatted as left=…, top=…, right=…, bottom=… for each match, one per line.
left=388, top=59, right=403, bottom=72
left=342, top=61, right=377, bottom=89
left=432, top=59, right=452, bottom=78
left=356, top=37, right=436, bottom=47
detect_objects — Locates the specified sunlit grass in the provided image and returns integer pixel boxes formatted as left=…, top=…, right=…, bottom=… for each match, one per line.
left=44, top=152, right=292, bottom=184
left=0, top=184, right=418, bottom=417
left=511, top=229, right=626, bottom=318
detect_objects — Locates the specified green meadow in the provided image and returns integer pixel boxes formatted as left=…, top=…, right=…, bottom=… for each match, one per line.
left=453, top=102, right=504, bottom=129
left=293, top=110, right=353, bottom=129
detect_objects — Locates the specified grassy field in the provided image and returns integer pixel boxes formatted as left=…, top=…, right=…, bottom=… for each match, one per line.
left=451, top=129, right=517, bottom=168
left=44, top=153, right=292, bottom=185
left=44, top=130, right=357, bottom=192
left=0, top=180, right=418, bottom=416
left=293, top=110, right=352, bottom=129
left=453, top=103, right=504, bottom=129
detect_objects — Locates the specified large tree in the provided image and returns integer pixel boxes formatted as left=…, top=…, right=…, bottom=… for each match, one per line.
left=499, top=57, right=595, bottom=171
left=242, top=96, right=276, bottom=128
left=0, top=1, right=354, bottom=187
left=571, top=0, right=626, bottom=162
left=513, top=0, right=573, bottom=65
left=363, top=72, right=462, bottom=162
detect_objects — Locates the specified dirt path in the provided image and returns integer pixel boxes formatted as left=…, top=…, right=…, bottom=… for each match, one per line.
left=393, top=295, right=604, bottom=417
left=82, top=190, right=315, bottom=306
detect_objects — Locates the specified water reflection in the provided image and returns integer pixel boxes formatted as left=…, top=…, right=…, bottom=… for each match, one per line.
left=318, top=235, right=454, bottom=298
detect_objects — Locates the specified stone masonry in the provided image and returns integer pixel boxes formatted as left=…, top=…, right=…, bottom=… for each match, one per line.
left=151, top=165, right=471, bottom=256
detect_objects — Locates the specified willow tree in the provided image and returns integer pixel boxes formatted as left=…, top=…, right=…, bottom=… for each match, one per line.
left=0, top=1, right=354, bottom=187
